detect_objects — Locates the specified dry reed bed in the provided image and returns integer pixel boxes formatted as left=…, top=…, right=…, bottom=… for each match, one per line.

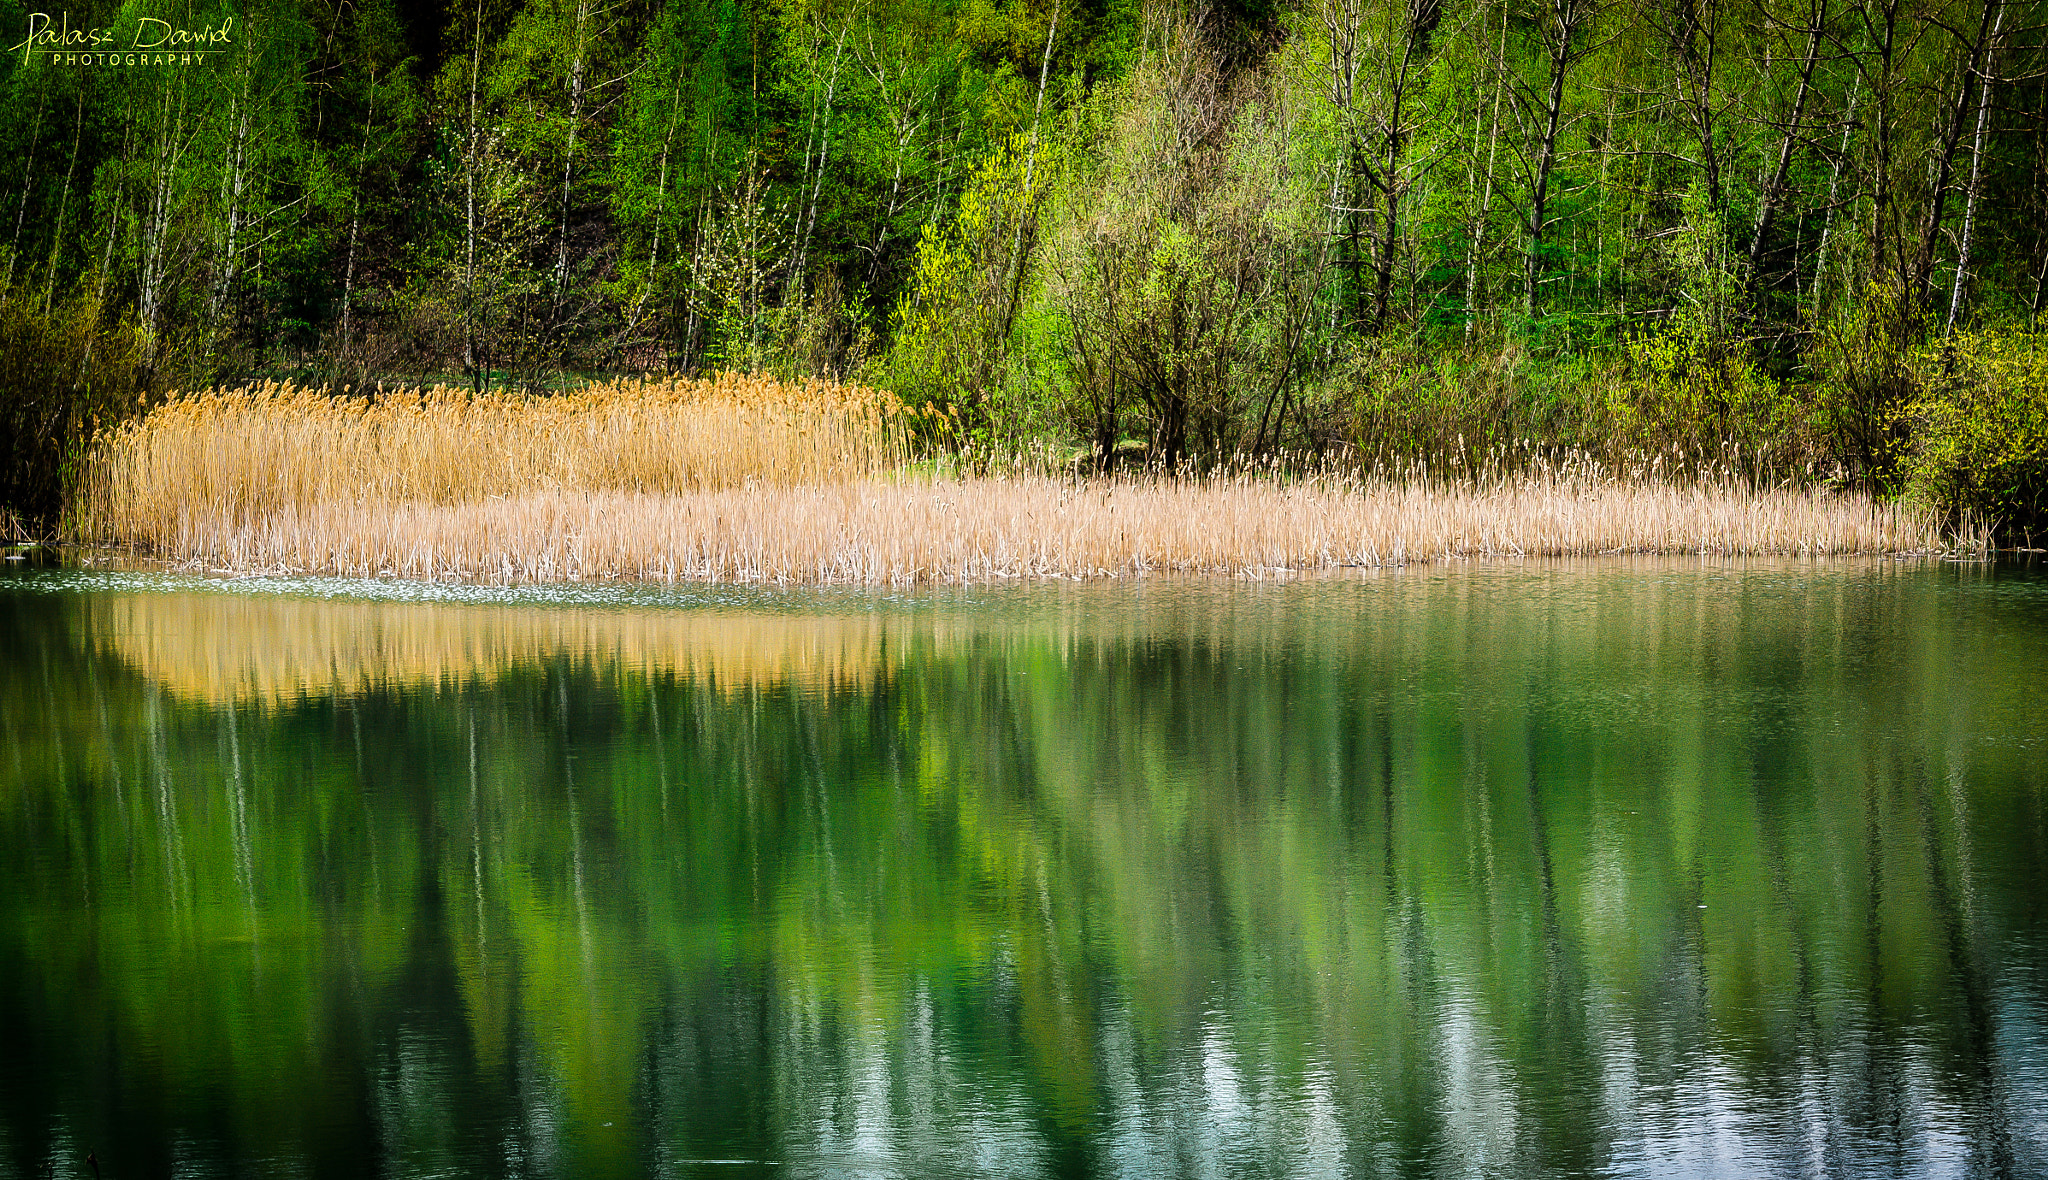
left=77, top=379, right=1942, bottom=584
left=76, top=374, right=905, bottom=541
left=126, top=474, right=1936, bottom=584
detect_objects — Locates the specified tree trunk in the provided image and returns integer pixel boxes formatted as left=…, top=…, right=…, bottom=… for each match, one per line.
left=1669, top=0, right=1724, bottom=218
left=4, top=79, right=50, bottom=290
left=208, top=93, right=253, bottom=349
left=1910, top=0, right=1999, bottom=305
left=1002, top=1, right=1059, bottom=338
left=554, top=0, right=591, bottom=312
left=1945, top=0, right=2004, bottom=333
left=463, top=0, right=485, bottom=383
left=1748, top=0, right=1827, bottom=275
left=794, top=15, right=853, bottom=289
left=1374, top=46, right=1409, bottom=332
left=1468, top=0, right=1506, bottom=336
left=136, top=82, right=194, bottom=369
left=1525, top=0, right=1582, bottom=316
left=637, top=101, right=680, bottom=336
left=40, top=87, right=86, bottom=313
left=1374, top=0, right=1437, bottom=331
left=339, top=72, right=379, bottom=358
left=1864, top=0, right=1900, bottom=284
left=1809, top=72, right=1858, bottom=311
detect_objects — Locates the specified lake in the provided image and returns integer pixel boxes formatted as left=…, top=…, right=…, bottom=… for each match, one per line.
left=2, top=559, right=2044, bottom=1179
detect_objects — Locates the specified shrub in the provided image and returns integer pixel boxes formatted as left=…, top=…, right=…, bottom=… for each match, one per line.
left=1896, top=329, right=2048, bottom=545
left=1810, top=283, right=1922, bottom=486
left=885, top=136, right=1053, bottom=442
left=1341, top=339, right=1523, bottom=475
left=1614, top=312, right=1806, bottom=480
left=0, top=278, right=147, bottom=532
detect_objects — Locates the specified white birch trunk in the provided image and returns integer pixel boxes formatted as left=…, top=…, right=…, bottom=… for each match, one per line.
left=1945, top=2, right=2004, bottom=333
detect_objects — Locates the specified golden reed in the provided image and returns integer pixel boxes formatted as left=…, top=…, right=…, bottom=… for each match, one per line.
left=76, top=378, right=1944, bottom=584
left=77, top=374, right=906, bottom=531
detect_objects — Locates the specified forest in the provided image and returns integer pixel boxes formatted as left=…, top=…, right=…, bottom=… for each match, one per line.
left=2, top=0, right=2046, bottom=538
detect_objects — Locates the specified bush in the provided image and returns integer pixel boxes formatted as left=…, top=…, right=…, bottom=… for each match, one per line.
left=1810, top=283, right=1922, bottom=486
left=1337, top=329, right=1811, bottom=483
left=0, top=279, right=147, bottom=533
left=1613, top=313, right=1806, bottom=480
left=885, top=136, right=1052, bottom=442
left=1341, top=340, right=1525, bottom=474
left=1896, top=329, right=2048, bottom=545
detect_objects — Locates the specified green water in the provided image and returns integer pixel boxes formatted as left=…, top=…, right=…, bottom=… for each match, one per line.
left=2, top=561, right=2045, bottom=1179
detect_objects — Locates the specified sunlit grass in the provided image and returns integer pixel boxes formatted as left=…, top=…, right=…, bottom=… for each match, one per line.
left=74, top=378, right=1949, bottom=584
left=76, top=374, right=907, bottom=540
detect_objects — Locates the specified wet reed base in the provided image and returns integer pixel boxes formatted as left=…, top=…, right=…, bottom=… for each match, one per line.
left=93, top=475, right=1941, bottom=584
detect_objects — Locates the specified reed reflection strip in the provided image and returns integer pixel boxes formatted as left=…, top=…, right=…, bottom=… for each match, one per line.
left=91, top=594, right=903, bottom=706
left=93, top=558, right=1964, bottom=710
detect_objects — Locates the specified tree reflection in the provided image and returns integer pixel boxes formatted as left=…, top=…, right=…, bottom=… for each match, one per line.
left=1, top=563, right=2044, bottom=1178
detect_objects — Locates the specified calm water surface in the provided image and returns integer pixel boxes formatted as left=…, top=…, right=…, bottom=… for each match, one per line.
left=2, top=560, right=2045, bottom=1179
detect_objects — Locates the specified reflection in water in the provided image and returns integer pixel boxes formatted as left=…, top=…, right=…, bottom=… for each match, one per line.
left=2, top=561, right=2045, bottom=1179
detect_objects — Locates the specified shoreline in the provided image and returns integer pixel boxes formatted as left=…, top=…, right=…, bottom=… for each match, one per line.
left=28, top=555, right=1990, bottom=714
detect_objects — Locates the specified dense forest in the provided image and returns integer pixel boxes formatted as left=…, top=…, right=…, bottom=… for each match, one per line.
left=2, top=0, right=2046, bottom=535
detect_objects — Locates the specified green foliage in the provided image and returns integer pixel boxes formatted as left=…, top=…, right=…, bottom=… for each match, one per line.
left=1810, top=283, right=1925, bottom=485
left=3, top=0, right=2047, bottom=515
left=0, top=278, right=145, bottom=530
left=608, top=0, right=753, bottom=366
left=1896, top=330, right=2048, bottom=543
left=1616, top=323, right=1800, bottom=478
left=1608, top=194, right=1804, bottom=476
left=1014, top=26, right=1335, bottom=468
left=885, top=135, right=1053, bottom=437
left=1341, top=340, right=1530, bottom=473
